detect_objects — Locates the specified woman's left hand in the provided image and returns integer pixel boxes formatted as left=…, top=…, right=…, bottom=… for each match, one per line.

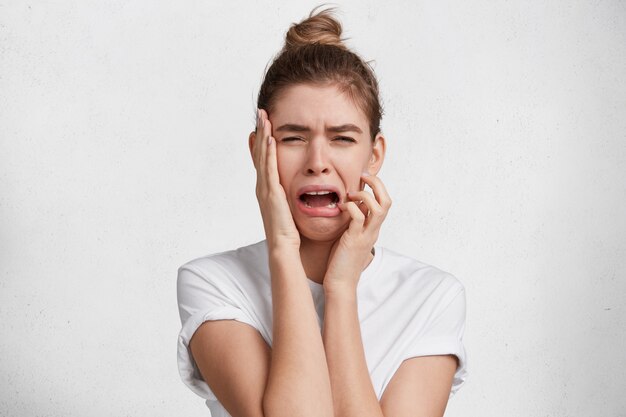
left=323, top=173, right=392, bottom=293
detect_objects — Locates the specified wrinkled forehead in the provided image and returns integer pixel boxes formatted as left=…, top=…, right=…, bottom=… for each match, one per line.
left=270, top=83, right=369, bottom=132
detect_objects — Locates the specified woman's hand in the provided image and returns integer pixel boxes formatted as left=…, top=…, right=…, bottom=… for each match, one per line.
left=252, top=109, right=301, bottom=252
left=323, top=173, right=392, bottom=292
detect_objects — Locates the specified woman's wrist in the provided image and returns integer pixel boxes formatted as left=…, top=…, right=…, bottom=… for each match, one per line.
left=267, top=241, right=301, bottom=259
left=323, top=278, right=358, bottom=298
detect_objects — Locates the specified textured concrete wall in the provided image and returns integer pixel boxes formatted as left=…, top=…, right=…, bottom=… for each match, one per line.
left=1, top=1, right=625, bottom=416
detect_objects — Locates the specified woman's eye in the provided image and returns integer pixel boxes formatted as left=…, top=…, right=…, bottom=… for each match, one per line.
left=334, top=136, right=356, bottom=143
left=282, top=137, right=304, bottom=142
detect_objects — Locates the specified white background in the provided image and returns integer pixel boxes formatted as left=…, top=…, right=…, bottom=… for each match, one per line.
left=1, top=1, right=625, bottom=416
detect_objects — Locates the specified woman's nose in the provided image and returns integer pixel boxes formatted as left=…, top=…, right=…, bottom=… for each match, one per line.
left=304, top=141, right=331, bottom=175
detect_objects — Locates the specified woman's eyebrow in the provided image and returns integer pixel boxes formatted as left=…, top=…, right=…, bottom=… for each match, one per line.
left=275, top=123, right=363, bottom=134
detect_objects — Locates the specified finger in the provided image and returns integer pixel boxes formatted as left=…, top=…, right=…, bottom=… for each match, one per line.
left=346, top=190, right=384, bottom=228
left=266, top=133, right=281, bottom=190
left=360, top=174, right=392, bottom=210
left=260, top=110, right=276, bottom=179
left=252, top=109, right=263, bottom=169
left=258, top=109, right=268, bottom=178
left=254, top=109, right=266, bottom=165
left=255, top=109, right=272, bottom=190
left=346, top=190, right=382, bottom=214
left=347, top=192, right=371, bottom=219
left=338, top=201, right=365, bottom=230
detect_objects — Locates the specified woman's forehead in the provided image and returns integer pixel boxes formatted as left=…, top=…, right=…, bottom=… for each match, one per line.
left=272, top=84, right=368, bottom=127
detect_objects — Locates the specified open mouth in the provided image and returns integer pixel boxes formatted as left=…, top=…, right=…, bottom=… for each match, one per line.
left=298, top=190, right=340, bottom=209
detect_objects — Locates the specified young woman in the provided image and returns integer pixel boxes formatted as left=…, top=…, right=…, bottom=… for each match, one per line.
left=177, top=6, right=467, bottom=417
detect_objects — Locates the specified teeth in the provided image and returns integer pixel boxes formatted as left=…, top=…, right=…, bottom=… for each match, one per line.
left=303, top=201, right=337, bottom=208
left=304, top=191, right=333, bottom=195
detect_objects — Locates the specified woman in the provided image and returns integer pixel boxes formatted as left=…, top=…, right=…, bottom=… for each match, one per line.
left=177, top=6, right=467, bottom=417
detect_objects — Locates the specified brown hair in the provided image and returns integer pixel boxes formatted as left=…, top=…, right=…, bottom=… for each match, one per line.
left=256, top=5, right=383, bottom=141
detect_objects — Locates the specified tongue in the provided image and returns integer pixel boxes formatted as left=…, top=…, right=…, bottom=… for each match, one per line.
left=302, top=194, right=334, bottom=208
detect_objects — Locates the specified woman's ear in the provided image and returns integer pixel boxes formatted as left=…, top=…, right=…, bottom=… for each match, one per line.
left=367, top=133, right=386, bottom=175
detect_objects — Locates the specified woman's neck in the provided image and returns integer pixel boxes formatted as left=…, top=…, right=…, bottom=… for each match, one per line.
left=298, top=237, right=335, bottom=285
left=298, top=236, right=374, bottom=285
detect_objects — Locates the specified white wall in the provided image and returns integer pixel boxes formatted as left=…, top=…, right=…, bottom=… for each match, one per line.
left=1, top=1, right=625, bottom=416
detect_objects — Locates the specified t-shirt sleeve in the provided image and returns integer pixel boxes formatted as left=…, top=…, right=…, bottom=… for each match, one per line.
left=176, top=262, right=258, bottom=401
left=405, top=284, right=468, bottom=398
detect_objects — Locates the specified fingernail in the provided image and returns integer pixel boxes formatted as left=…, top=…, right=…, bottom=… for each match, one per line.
left=362, top=171, right=370, bottom=177
left=268, top=135, right=272, bottom=145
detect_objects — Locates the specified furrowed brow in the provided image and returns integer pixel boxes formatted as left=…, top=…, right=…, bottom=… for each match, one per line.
left=275, top=124, right=310, bottom=132
left=275, top=123, right=363, bottom=134
left=327, top=124, right=363, bottom=134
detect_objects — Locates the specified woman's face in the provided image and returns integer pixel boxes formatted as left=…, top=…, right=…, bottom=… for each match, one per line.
left=266, top=83, right=385, bottom=242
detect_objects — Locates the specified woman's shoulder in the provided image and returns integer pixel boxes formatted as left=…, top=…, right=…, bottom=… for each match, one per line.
left=375, top=246, right=465, bottom=295
left=177, top=240, right=269, bottom=285
left=363, top=246, right=466, bottom=325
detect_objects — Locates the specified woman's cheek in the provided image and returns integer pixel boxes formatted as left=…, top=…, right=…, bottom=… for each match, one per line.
left=336, top=159, right=367, bottom=191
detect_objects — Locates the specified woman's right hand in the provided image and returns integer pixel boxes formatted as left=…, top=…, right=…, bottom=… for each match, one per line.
left=251, top=108, right=301, bottom=252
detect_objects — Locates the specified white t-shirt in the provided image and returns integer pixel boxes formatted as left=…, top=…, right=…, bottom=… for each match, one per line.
left=177, top=240, right=468, bottom=415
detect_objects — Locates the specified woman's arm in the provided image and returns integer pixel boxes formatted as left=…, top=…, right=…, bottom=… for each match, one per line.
left=323, top=283, right=384, bottom=417
left=263, top=247, right=334, bottom=417
left=189, top=282, right=456, bottom=417
left=190, top=320, right=270, bottom=417
left=190, top=109, right=335, bottom=417
left=379, top=355, right=457, bottom=417
left=254, top=109, right=334, bottom=417
left=322, top=175, right=458, bottom=417
left=189, top=248, right=334, bottom=417
left=188, top=252, right=335, bottom=417
left=323, top=285, right=457, bottom=417
left=321, top=174, right=391, bottom=417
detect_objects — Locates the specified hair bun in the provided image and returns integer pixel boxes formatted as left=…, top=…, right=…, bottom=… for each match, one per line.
left=284, top=6, right=347, bottom=51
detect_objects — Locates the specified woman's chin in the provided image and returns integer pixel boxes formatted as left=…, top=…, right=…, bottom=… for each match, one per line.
left=295, top=216, right=349, bottom=243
